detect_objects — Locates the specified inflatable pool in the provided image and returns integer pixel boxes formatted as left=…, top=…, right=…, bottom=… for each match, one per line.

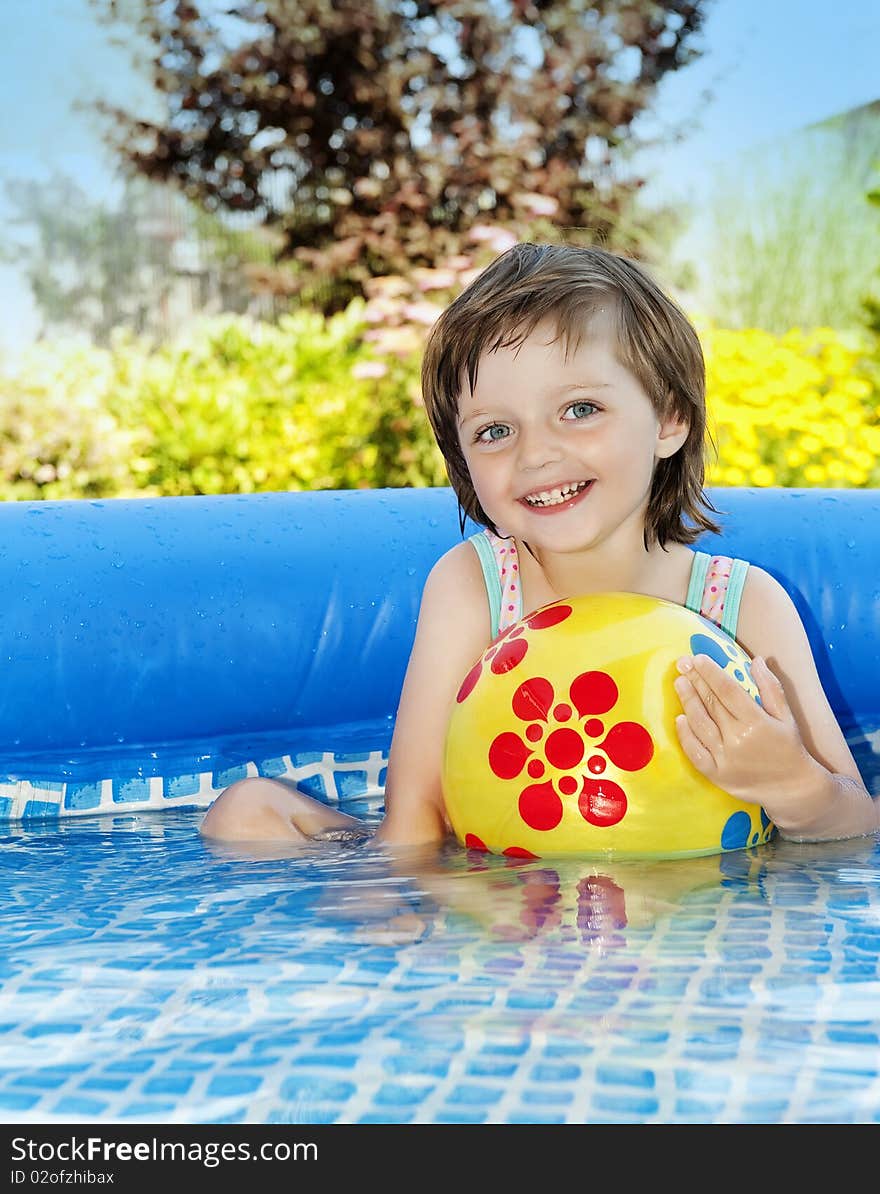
left=1, top=486, right=878, bottom=825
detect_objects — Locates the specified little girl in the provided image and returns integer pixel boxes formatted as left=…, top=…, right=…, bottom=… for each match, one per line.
left=201, top=242, right=876, bottom=849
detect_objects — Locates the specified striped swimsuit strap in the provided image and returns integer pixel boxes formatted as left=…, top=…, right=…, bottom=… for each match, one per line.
left=684, top=550, right=750, bottom=638
left=468, top=530, right=523, bottom=638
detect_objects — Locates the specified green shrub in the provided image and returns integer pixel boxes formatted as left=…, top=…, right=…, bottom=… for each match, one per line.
left=0, top=303, right=447, bottom=500
left=0, top=340, right=146, bottom=499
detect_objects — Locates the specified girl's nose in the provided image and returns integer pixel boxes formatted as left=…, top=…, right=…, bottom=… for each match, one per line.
left=517, top=428, right=564, bottom=471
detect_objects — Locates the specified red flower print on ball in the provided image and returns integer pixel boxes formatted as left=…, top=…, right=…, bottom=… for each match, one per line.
left=487, top=669, right=654, bottom=833
left=455, top=603, right=573, bottom=703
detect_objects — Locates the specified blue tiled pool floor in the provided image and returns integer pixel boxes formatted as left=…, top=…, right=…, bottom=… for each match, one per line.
left=2, top=811, right=879, bottom=1124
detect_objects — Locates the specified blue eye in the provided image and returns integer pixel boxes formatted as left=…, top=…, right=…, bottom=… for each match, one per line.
left=565, top=401, right=597, bottom=420
left=475, top=424, right=510, bottom=444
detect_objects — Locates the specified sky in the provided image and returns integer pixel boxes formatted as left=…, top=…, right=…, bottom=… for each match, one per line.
left=1, top=0, right=879, bottom=355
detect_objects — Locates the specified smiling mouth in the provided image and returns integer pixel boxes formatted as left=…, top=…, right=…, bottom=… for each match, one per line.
left=521, top=480, right=593, bottom=508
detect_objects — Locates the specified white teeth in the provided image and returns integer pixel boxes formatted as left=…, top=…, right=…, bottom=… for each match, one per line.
left=524, top=481, right=589, bottom=507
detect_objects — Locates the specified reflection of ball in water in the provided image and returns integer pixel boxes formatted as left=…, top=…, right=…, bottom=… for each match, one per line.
left=442, top=592, right=775, bottom=860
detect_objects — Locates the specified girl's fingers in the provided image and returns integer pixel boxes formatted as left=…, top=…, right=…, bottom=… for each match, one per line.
left=751, top=656, right=791, bottom=721
left=673, top=675, right=722, bottom=759
left=675, top=713, right=716, bottom=776
left=677, top=654, right=758, bottom=723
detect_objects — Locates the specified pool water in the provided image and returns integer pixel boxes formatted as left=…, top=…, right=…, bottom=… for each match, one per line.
left=2, top=802, right=879, bottom=1125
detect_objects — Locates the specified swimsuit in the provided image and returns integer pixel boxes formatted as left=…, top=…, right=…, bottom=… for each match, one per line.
left=468, top=529, right=749, bottom=640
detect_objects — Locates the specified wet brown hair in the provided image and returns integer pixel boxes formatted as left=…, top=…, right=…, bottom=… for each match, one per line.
left=420, top=241, right=721, bottom=547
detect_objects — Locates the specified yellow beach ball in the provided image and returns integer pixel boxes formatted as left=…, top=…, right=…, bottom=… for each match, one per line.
left=442, top=593, right=775, bottom=860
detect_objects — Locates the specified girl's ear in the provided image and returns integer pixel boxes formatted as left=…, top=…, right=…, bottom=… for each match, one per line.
left=655, top=397, right=690, bottom=459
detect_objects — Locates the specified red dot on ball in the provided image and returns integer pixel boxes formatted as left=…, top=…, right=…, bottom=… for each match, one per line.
left=527, top=759, right=545, bottom=778
left=558, top=776, right=577, bottom=795
left=585, top=718, right=604, bottom=737
left=588, top=754, right=606, bottom=774
left=553, top=703, right=572, bottom=721
left=525, top=724, right=543, bottom=742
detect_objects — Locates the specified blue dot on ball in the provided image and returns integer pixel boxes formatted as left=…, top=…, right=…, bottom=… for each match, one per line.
left=689, top=632, right=733, bottom=668
left=721, top=810, right=753, bottom=851
left=688, top=631, right=762, bottom=707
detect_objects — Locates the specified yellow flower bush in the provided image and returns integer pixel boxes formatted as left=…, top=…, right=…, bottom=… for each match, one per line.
left=700, top=323, right=879, bottom=488
left=0, top=307, right=876, bottom=499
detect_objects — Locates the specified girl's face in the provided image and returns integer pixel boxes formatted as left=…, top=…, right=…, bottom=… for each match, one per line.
left=456, top=316, right=688, bottom=558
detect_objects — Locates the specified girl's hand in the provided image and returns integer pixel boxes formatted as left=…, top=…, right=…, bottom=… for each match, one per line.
left=672, top=653, right=818, bottom=809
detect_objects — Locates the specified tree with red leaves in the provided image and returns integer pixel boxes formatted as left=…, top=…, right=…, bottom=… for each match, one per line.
left=92, top=0, right=708, bottom=307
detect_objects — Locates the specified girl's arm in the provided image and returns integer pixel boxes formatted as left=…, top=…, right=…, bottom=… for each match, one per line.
left=674, top=566, right=878, bottom=842
left=374, top=541, right=491, bottom=849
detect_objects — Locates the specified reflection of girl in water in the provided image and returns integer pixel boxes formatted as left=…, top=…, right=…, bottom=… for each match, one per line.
left=212, top=834, right=878, bottom=968
left=437, top=846, right=771, bottom=947
left=292, top=838, right=774, bottom=950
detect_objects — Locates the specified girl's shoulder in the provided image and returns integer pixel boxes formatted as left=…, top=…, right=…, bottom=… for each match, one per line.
left=736, top=563, right=809, bottom=659
left=738, top=562, right=795, bottom=610
left=425, top=537, right=486, bottom=592
left=419, top=539, right=492, bottom=644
